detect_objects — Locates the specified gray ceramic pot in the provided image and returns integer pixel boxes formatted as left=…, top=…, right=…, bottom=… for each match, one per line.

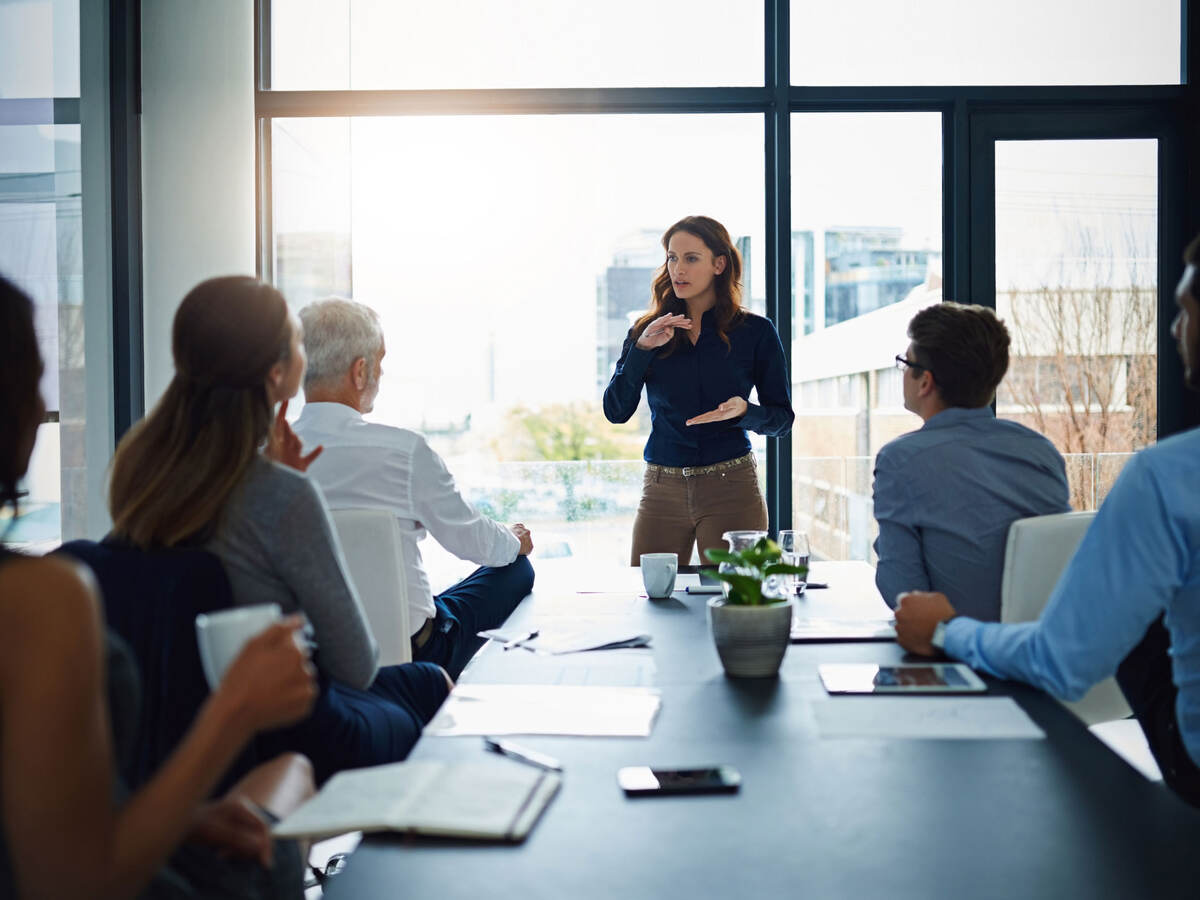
left=707, top=596, right=794, bottom=678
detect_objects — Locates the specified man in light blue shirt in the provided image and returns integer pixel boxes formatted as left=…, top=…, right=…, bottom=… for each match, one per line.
left=895, top=237, right=1200, bottom=808
left=874, top=303, right=1070, bottom=619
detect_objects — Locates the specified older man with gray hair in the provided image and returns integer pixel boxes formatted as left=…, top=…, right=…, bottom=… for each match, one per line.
left=292, top=298, right=534, bottom=680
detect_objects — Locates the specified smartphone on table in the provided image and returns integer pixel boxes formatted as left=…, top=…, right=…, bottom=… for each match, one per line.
left=617, top=765, right=741, bottom=796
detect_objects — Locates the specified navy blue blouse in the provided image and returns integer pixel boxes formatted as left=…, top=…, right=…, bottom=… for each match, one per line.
left=603, top=309, right=794, bottom=467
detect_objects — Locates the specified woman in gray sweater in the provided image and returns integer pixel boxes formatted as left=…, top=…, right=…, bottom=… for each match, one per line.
left=108, top=276, right=450, bottom=781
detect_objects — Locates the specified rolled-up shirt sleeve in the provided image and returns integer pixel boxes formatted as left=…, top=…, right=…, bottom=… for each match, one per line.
left=412, top=439, right=520, bottom=567
left=873, top=445, right=932, bottom=608
left=738, top=320, right=794, bottom=437
left=603, top=333, right=654, bottom=424
left=943, top=453, right=1180, bottom=701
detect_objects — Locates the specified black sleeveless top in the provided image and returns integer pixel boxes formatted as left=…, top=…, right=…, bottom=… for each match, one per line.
left=0, top=547, right=301, bottom=900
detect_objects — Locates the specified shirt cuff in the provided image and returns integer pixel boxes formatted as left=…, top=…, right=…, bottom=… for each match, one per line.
left=737, top=402, right=763, bottom=432
left=942, top=615, right=981, bottom=662
left=620, top=343, right=655, bottom=380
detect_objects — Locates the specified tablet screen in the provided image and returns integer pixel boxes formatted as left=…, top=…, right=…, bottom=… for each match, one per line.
left=818, top=663, right=987, bottom=694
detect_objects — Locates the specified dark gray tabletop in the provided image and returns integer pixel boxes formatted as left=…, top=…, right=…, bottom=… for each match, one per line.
left=325, top=562, right=1200, bottom=899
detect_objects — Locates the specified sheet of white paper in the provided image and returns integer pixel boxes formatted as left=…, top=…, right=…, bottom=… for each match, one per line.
left=480, top=621, right=651, bottom=654
left=813, top=697, right=1045, bottom=740
left=790, top=617, right=896, bottom=641
left=425, top=684, right=662, bottom=737
left=465, top=648, right=657, bottom=688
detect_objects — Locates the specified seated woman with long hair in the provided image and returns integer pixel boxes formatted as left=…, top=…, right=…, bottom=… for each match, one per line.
left=106, top=276, right=451, bottom=780
left=0, top=275, right=317, bottom=899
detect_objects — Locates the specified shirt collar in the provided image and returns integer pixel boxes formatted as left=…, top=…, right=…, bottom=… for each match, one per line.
left=295, top=401, right=364, bottom=425
left=920, top=405, right=995, bottom=431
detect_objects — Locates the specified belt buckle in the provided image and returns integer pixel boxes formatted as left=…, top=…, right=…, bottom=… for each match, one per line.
left=681, top=464, right=697, bottom=477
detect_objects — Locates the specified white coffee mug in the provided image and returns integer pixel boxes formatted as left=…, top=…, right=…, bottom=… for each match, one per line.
left=640, top=552, right=679, bottom=599
left=195, top=603, right=282, bottom=690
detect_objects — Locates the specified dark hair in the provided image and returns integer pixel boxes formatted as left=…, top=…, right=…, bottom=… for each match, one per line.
left=907, top=302, right=1010, bottom=409
left=1185, top=233, right=1200, bottom=266
left=109, top=277, right=292, bottom=548
left=0, top=276, right=43, bottom=517
left=632, top=215, right=745, bottom=355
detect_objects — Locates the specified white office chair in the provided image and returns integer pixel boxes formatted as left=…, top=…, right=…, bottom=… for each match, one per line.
left=330, top=508, right=412, bottom=666
left=1001, top=511, right=1132, bottom=726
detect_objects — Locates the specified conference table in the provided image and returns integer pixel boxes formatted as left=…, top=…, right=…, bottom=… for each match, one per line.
left=324, top=561, right=1200, bottom=899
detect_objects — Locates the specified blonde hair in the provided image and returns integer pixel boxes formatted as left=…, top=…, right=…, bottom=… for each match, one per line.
left=109, top=277, right=292, bottom=547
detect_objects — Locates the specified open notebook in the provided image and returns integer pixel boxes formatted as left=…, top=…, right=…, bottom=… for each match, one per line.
left=272, top=760, right=561, bottom=843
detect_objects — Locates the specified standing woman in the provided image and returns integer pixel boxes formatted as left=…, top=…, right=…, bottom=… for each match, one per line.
left=604, top=215, right=794, bottom=565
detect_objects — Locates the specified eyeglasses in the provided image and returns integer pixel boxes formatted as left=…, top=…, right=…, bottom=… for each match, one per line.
left=895, top=354, right=933, bottom=377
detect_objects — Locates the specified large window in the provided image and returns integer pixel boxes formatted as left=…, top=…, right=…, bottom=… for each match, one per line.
left=995, top=139, right=1158, bottom=510
left=0, top=0, right=87, bottom=550
left=259, top=1, right=1190, bottom=574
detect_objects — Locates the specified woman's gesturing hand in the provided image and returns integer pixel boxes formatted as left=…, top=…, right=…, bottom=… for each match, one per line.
left=218, top=616, right=318, bottom=736
left=264, top=399, right=323, bottom=472
left=635, top=313, right=692, bottom=350
left=686, top=395, right=748, bottom=426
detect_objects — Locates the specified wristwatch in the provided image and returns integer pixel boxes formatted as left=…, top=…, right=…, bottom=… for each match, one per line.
left=931, top=617, right=956, bottom=652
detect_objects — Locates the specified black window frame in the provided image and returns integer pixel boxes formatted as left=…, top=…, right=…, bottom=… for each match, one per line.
left=253, top=0, right=1200, bottom=532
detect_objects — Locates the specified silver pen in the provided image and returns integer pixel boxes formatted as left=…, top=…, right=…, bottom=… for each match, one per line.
left=483, top=737, right=563, bottom=772
left=501, top=628, right=539, bottom=651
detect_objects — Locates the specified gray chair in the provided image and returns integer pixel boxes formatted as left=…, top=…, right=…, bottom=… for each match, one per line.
left=1000, top=511, right=1132, bottom=725
left=330, top=508, right=412, bottom=665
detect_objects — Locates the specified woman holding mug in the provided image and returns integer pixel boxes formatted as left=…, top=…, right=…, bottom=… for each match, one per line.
left=603, top=215, right=794, bottom=564
left=106, top=276, right=451, bottom=781
left=0, top=274, right=316, bottom=898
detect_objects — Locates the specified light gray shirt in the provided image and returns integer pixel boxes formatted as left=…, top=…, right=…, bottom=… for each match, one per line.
left=872, top=406, right=1071, bottom=621
left=207, top=456, right=380, bottom=690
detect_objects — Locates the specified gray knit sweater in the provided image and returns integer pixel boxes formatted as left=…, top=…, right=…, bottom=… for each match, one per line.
left=207, top=457, right=380, bottom=690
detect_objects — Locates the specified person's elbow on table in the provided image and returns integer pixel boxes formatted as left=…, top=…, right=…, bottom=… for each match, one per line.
left=894, top=591, right=958, bottom=657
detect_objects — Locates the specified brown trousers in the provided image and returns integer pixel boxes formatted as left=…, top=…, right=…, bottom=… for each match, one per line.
left=629, top=457, right=769, bottom=566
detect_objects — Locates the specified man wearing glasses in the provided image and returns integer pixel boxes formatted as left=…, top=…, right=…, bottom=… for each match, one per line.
left=872, top=302, right=1070, bottom=620
left=894, top=238, right=1200, bottom=807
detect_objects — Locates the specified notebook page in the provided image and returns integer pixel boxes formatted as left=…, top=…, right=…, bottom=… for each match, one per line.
left=272, top=761, right=445, bottom=840
left=403, top=761, right=556, bottom=839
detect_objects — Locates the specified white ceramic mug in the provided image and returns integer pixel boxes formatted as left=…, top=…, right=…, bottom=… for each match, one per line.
left=640, top=552, right=679, bottom=599
left=195, top=603, right=282, bottom=690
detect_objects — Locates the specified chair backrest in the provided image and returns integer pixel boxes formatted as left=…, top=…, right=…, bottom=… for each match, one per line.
left=1001, top=511, right=1096, bottom=625
left=1000, top=511, right=1131, bottom=725
left=330, top=508, right=412, bottom=665
left=56, top=538, right=259, bottom=790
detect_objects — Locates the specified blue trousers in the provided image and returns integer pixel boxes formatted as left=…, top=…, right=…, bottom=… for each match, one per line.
left=414, top=556, right=534, bottom=680
left=258, top=661, right=450, bottom=785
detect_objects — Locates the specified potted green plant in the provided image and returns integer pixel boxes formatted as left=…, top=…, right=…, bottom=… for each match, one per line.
left=704, top=533, right=808, bottom=678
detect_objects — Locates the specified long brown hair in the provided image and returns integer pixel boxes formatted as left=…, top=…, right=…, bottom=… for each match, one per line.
left=632, top=215, right=745, bottom=355
left=109, top=277, right=292, bottom=548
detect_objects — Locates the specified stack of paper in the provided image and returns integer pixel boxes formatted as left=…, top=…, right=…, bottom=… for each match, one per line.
left=425, top=684, right=662, bottom=737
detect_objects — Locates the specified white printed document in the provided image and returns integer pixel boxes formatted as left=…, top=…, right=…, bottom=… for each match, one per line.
left=425, top=684, right=662, bottom=737
left=813, top=696, right=1046, bottom=740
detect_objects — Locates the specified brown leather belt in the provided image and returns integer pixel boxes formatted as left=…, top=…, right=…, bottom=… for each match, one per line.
left=644, top=452, right=755, bottom=478
left=412, top=616, right=435, bottom=650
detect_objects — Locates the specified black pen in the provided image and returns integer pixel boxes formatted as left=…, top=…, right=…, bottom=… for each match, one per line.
left=483, top=737, right=563, bottom=772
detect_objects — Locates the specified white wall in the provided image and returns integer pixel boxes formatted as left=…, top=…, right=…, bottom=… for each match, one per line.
left=140, top=0, right=256, bottom=404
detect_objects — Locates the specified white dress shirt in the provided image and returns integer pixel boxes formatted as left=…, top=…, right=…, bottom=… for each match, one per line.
left=293, top=401, right=520, bottom=635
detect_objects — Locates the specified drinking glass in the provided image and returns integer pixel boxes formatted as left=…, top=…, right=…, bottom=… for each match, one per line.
left=777, top=530, right=810, bottom=595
